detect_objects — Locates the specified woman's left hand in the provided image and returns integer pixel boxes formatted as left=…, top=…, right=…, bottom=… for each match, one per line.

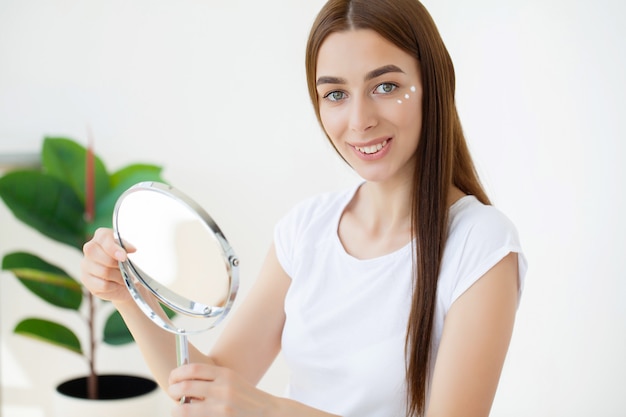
left=168, top=363, right=278, bottom=416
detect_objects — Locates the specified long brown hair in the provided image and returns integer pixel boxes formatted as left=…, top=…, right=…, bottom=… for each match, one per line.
left=305, top=1, right=490, bottom=415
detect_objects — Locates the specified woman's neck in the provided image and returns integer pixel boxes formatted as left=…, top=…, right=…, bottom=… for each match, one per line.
left=354, top=180, right=413, bottom=235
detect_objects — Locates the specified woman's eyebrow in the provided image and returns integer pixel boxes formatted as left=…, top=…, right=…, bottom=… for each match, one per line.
left=365, top=64, right=404, bottom=80
left=316, top=64, right=405, bottom=87
left=316, top=76, right=345, bottom=87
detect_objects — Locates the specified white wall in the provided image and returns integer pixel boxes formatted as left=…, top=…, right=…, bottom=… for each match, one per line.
left=1, top=1, right=624, bottom=416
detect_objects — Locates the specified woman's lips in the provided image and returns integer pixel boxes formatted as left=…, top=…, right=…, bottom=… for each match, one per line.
left=350, top=138, right=392, bottom=160
left=355, top=139, right=389, bottom=155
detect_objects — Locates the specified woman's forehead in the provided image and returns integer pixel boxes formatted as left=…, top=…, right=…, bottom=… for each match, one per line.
left=316, top=29, right=418, bottom=80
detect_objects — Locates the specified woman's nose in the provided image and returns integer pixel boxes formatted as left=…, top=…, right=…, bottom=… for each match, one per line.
left=348, top=96, right=377, bottom=133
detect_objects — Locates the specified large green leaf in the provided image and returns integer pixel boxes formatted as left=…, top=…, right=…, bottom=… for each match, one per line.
left=2, top=252, right=82, bottom=310
left=42, top=137, right=111, bottom=208
left=103, top=310, right=134, bottom=345
left=109, top=164, right=164, bottom=189
left=103, top=303, right=176, bottom=346
left=14, top=318, right=82, bottom=355
left=0, top=171, right=86, bottom=249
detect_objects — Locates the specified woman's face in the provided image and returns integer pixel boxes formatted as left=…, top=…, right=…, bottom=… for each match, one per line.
left=316, top=29, right=423, bottom=184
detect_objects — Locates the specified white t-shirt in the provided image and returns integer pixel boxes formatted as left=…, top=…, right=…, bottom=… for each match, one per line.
left=274, top=184, right=527, bottom=417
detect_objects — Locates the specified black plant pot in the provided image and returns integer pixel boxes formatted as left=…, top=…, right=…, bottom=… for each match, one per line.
left=53, top=374, right=160, bottom=417
left=57, top=374, right=157, bottom=400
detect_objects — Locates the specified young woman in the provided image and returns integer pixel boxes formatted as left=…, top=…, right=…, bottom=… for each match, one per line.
left=81, top=1, right=526, bottom=416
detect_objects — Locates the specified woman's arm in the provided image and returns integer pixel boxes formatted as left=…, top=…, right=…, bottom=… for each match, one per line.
left=82, top=229, right=287, bottom=390
left=209, top=243, right=290, bottom=384
left=426, top=252, right=520, bottom=417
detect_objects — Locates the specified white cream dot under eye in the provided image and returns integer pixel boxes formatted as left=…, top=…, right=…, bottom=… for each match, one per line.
left=398, top=86, right=418, bottom=104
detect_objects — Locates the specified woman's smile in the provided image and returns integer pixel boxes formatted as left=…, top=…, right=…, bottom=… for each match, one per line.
left=354, top=138, right=389, bottom=155
left=351, top=138, right=392, bottom=160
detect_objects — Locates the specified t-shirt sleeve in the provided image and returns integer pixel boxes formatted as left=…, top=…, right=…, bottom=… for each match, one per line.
left=273, top=195, right=319, bottom=279
left=274, top=205, right=298, bottom=278
left=445, top=205, right=527, bottom=307
left=273, top=189, right=350, bottom=280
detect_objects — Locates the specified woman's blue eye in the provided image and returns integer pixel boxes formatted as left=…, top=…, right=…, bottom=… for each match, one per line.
left=375, top=83, right=397, bottom=94
left=325, top=91, right=346, bottom=102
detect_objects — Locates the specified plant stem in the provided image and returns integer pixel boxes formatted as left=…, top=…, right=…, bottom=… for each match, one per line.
left=85, top=131, right=97, bottom=398
left=87, top=292, right=98, bottom=399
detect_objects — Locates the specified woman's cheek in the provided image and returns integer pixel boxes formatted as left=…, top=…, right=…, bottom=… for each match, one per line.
left=320, top=108, right=345, bottom=142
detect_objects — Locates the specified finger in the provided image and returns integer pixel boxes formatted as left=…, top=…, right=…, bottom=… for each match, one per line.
left=82, top=237, right=124, bottom=287
left=81, top=250, right=123, bottom=291
left=92, top=227, right=130, bottom=262
left=168, top=380, right=209, bottom=404
left=83, top=230, right=123, bottom=267
left=81, top=253, right=121, bottom=280
left=119, top=238, right=137, bottom=253
left=82, top=267, right=123, bottom=291
left=80, top=262, right=126, bottom=298
left=167, top=364, right=223, bottom=406
left=170, top=398, right=210, bottom=417
left=169, top=363, right=218, bottom=386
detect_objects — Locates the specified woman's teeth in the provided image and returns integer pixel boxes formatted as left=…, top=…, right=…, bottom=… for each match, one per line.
left=356, top=139, right=388, bottom=155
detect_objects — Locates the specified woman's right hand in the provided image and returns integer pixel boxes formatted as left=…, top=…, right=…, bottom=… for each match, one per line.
left=81, top=227, right=135, bottom=303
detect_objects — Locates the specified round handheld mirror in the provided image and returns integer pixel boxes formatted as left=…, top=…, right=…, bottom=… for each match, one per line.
left=112, top=182, right=239, bottom=402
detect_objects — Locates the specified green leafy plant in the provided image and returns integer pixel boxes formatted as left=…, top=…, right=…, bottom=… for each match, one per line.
left=0, top=137, right=166, bottom=399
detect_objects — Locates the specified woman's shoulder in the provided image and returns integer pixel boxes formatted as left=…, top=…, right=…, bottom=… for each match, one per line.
left=441, top=195, right=526, bottom=306
left=445, top=195, right=523, bottom=275
left=448, top=195, right=518, bottom=240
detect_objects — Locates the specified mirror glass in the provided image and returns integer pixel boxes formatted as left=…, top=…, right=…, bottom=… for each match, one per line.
left=112, top=182, right=239, bottom=335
